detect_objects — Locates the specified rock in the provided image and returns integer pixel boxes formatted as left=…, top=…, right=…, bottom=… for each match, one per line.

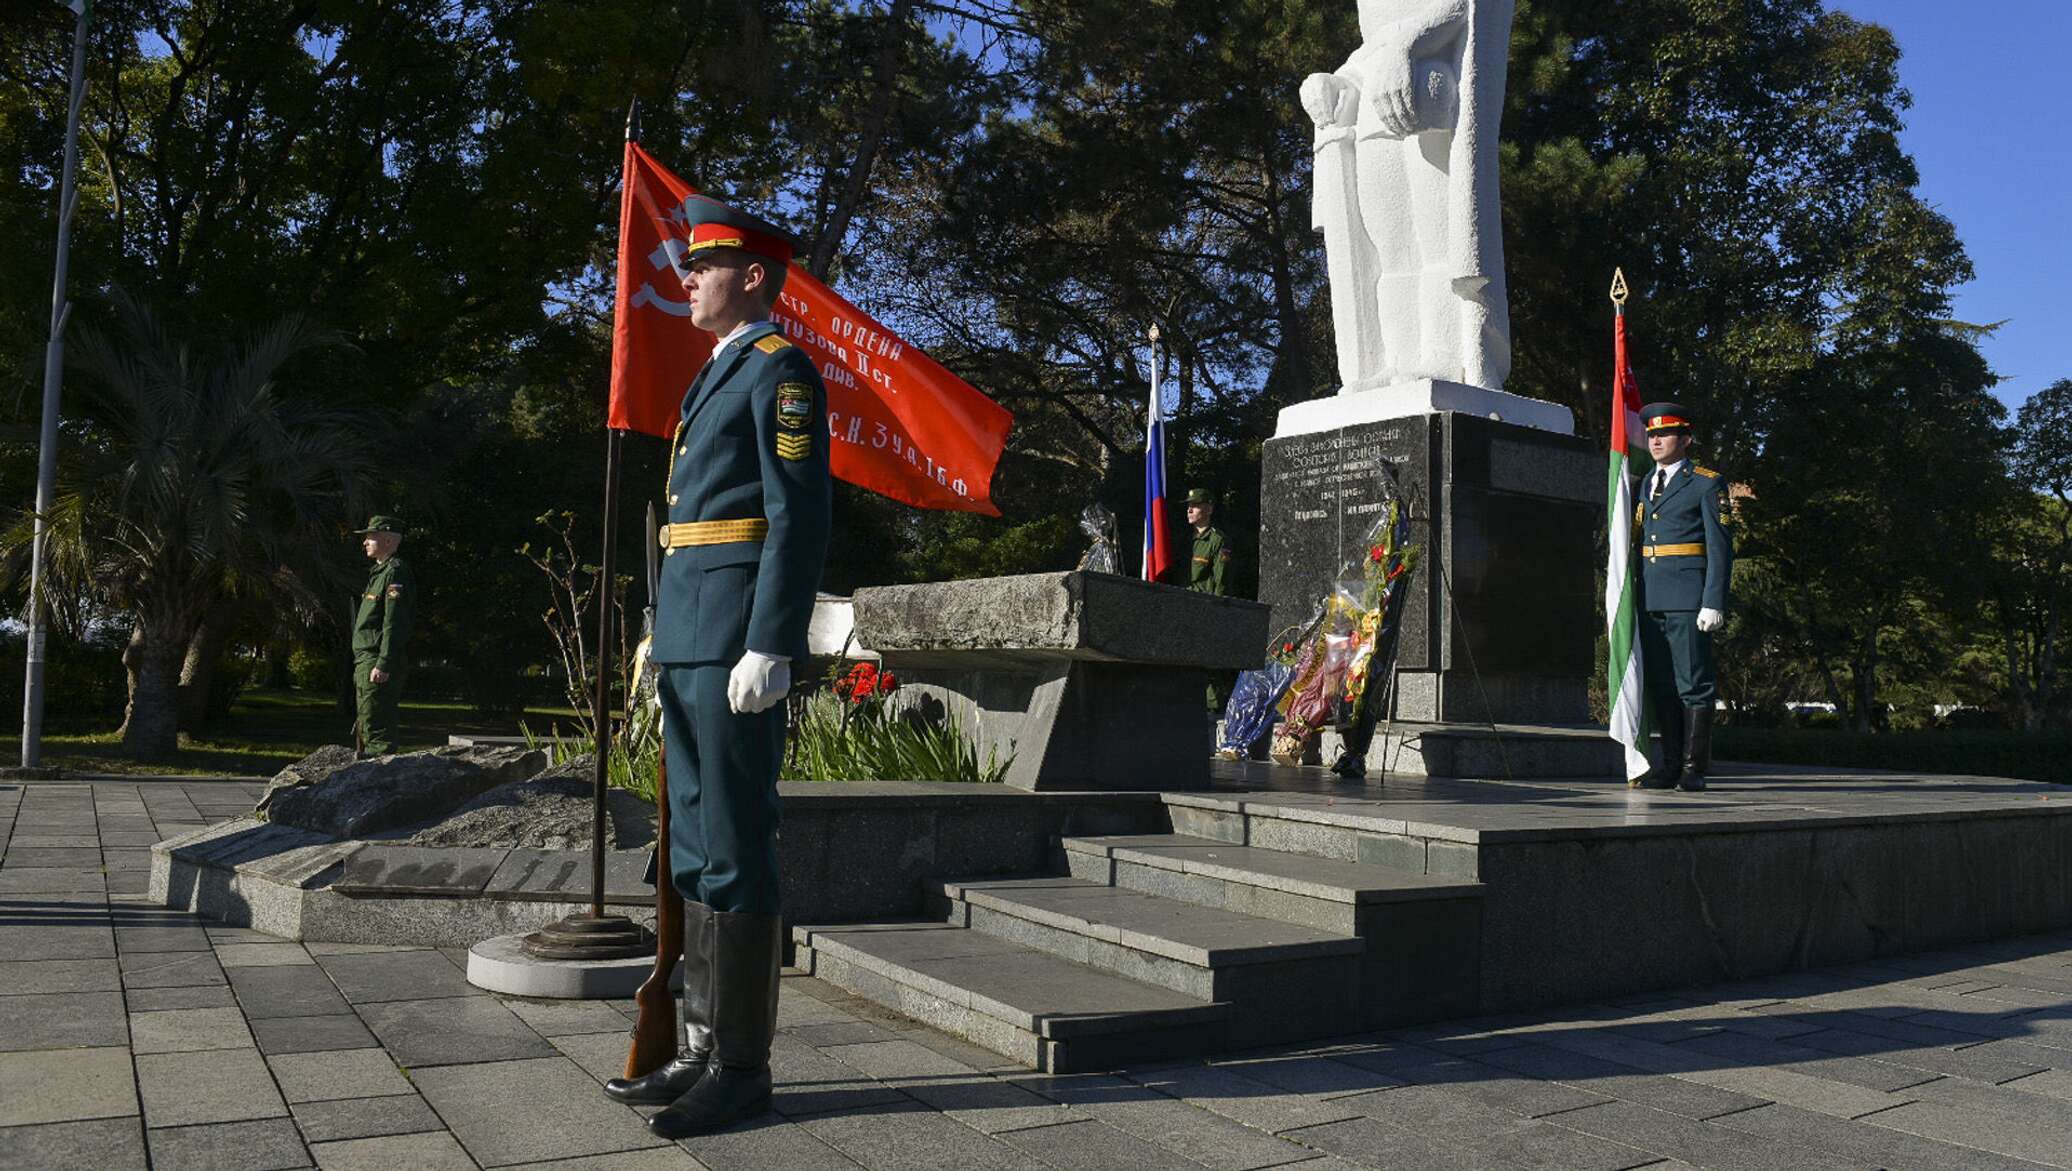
left=405, top=755, right=657, bottom=850
left=255, top=744, right=550, bottom=839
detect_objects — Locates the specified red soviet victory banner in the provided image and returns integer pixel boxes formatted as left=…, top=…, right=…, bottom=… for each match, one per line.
left=609, top=142, right=1011, bottom=515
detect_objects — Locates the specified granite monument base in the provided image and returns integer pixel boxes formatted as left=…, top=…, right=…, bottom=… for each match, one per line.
left=852, top=572, right=1271, bottom=791
left=1260, top=408, right=1599, bottom=730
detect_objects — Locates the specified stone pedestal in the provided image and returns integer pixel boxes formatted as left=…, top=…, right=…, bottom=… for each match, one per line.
left=852, top=572, right=1270, bottom=791
left=1259, top=407, right=1598, bottom=728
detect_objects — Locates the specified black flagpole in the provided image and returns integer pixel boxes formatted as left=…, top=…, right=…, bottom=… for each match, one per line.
left=589, top=428, right=622, bottom=917
left=523, top=98, right=649, bottom=962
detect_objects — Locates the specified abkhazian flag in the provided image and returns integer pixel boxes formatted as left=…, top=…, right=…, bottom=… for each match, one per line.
left=1141, top=372, right=1171, bottom=583
left=1604, top=308, right=1654, bottom=782
left=608, top=141, right=1011, bottom=514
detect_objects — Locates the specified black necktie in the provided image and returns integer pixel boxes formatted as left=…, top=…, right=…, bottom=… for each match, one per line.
left=1653, top=469, right=1666, bottom=500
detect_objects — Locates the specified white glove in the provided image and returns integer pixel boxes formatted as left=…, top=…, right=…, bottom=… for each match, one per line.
left=726, top=650, right=791, bottom=715
left=1696, top=607, right=1726, bottom=633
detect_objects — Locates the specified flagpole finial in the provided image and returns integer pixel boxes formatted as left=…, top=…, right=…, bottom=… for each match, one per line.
left=624, top=97, right=640, bottom=143
left=1609, top=268, right=1629, bottom=307
left=1148, top=324, right=1161, bottom=344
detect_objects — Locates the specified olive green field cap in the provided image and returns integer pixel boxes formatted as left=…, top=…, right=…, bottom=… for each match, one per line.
left=353, top=515, right=406, bottom=536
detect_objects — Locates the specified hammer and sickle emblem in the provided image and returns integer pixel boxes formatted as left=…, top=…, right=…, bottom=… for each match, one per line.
left=631, top=230, right=693, bottom=318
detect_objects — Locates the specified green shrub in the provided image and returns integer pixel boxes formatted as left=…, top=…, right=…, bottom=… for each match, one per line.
left=205, top=656, right=254, bottom=722
left=287, top=645, right=336, bottom=692
left=523, top=700, right=661, bottom=804
left=781, top=686, right=1009, bottom=784
left=1716, top=727, right=2072, bottom=785
left=0, top=629, right=127, bottom=727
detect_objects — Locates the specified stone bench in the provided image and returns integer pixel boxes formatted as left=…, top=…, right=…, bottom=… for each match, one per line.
left=852, top=571, right=1270, bottom=791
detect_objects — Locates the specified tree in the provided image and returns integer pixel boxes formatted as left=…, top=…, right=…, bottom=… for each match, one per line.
left=1992, top=378, right=2072, bottom=729
left=1, top=291, right=379, bottom=756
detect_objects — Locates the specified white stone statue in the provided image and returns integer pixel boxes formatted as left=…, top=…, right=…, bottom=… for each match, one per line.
left=1302, top=0, right=1514, bottom=394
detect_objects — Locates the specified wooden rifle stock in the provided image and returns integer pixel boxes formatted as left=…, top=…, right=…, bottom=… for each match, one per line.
left=624, top=754, right=683, bottom=1077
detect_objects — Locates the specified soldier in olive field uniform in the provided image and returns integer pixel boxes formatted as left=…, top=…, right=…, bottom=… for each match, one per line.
left=1186, top=488, right=1236, bottom=712
left=1185, top=488, right=1233, bottom=596
left=351, top=516, right=415, bottom=757
left=1633, top=403, right=1732, bottom=791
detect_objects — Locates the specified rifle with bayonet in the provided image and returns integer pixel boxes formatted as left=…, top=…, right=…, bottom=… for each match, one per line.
left=625, top=501, right=682, bottom=1078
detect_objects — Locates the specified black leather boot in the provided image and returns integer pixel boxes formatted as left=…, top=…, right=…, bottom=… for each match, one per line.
left=604, top=902, right=714, bottom=1104
left=1679, top=706, right=1712, bottom=791
left=646, top=911, right=781, bottom=1139
left=1642, top=708, right=1684, bottom=790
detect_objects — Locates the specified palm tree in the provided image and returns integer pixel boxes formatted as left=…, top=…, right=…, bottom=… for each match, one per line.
left=4, top=290, right=381, bottom=757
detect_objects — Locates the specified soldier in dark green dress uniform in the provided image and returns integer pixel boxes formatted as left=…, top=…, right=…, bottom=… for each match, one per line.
left=600, top=196, right=831, bottom=1140
left=1633, top=403, right=1732, bottom=791
left=350, top=516, right=415, bottom=757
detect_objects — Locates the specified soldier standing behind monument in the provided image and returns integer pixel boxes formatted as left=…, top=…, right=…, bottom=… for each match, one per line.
left=1186, top=488, right=1238, bottom=713
left=1634, top=403, right=1732, bottom=790
left=599, top=195, right=831, bottom=1138
left=350, top=516, right=414, bottom=757
left=1185, top=488, right=1233, bottom=596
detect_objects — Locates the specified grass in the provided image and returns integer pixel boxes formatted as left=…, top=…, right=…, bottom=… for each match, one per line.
left=1717, top=726, right=2072, bottom=785
left=2, top=687, right=586, bottom=778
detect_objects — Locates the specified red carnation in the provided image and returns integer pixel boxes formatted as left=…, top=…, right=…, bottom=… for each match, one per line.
left=877, top=672, right=898, bottom=694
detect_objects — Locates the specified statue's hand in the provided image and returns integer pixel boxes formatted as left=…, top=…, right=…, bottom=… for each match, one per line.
left=1365, top=51, right=1418, bottom=139
left=1300, top=73, right=1358, bottom=129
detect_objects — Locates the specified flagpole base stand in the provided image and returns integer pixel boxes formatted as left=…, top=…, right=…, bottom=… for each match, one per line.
left=472, top=930, right=674, bottom=999
left=522, top=913, right=653, bottom=961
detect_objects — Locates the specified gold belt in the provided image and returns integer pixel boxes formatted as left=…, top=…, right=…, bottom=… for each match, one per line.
left=659, top=518, right=768, bottom=548
left=1642, top=543, right=1705, bottom=558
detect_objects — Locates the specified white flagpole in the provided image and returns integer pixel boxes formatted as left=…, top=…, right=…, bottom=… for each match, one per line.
left=21, top=1, right=91, bottom=768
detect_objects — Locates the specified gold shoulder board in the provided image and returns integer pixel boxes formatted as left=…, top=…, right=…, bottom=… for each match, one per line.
left=754, top=335, right=790, bottom=355
left=1692, top=465, right=1721, bottom=479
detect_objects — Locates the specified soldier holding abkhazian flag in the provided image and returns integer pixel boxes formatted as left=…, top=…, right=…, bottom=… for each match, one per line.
left=1603, top=270, right=1655, bottom=787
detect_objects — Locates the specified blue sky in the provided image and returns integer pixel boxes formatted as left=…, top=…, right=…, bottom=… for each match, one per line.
left=1837, top=1, right=2071, bottom=414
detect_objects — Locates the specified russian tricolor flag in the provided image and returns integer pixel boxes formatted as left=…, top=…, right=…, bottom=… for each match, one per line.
left=1142, top=358, right=1171, bottom=583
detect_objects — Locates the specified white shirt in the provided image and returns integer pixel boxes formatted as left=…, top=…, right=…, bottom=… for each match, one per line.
left=713, top=316, right=771, bottom=355
left=1648, top=459, right=1686, bottom=500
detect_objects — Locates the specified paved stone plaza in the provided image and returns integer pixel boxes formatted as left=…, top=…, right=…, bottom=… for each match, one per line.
left=8, top=779, right=2072, bottom=1170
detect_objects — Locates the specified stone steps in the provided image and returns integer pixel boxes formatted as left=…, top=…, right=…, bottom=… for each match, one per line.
left=799, top=829, right=1489, bottom=1072
left=1061, top=832, right=1482, bottom=933
left=933, top=873, right=1370, bottom=1050
left=791, top=921, right=1230, bottom=1074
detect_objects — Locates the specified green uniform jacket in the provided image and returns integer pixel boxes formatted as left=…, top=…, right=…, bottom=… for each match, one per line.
left=1635, top=464, right=1733, bottom=613
left=653, top=322, right=833, bottom=663
left=1189, top=527, right=1232, bottom=595
left=351, top=556, right=415, bottom=672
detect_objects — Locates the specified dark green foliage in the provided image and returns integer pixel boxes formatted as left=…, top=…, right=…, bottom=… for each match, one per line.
left=1716, top=728, right=2072, bottom=786
left=0, top=629, right=126, bottom=726
left=0, top=0, right=2059, bottom=756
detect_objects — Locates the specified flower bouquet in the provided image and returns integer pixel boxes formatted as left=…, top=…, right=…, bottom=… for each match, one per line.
left=1264, top=498, right=1422, bottom=767
left=1215, top=633, right=1305, bottom=758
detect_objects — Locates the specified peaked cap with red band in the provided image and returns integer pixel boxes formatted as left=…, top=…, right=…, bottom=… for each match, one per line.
left=681, top=194, right=795, bottom=265
left=1639, top=401, right=1694, bottom=434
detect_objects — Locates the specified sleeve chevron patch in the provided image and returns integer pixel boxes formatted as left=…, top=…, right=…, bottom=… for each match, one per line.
left=775, top=432, right=812, bottom=461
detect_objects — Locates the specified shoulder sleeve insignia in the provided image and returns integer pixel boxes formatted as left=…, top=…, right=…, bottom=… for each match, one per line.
left=385, top=583, right=404, bottom=599
left=1692, top=465, right=1721, bottom=479
left=775, top=382, right=814, bottom=431
left=775, top=432, right=812, bottom=462
left=754, top=334, right=791, bottom=355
